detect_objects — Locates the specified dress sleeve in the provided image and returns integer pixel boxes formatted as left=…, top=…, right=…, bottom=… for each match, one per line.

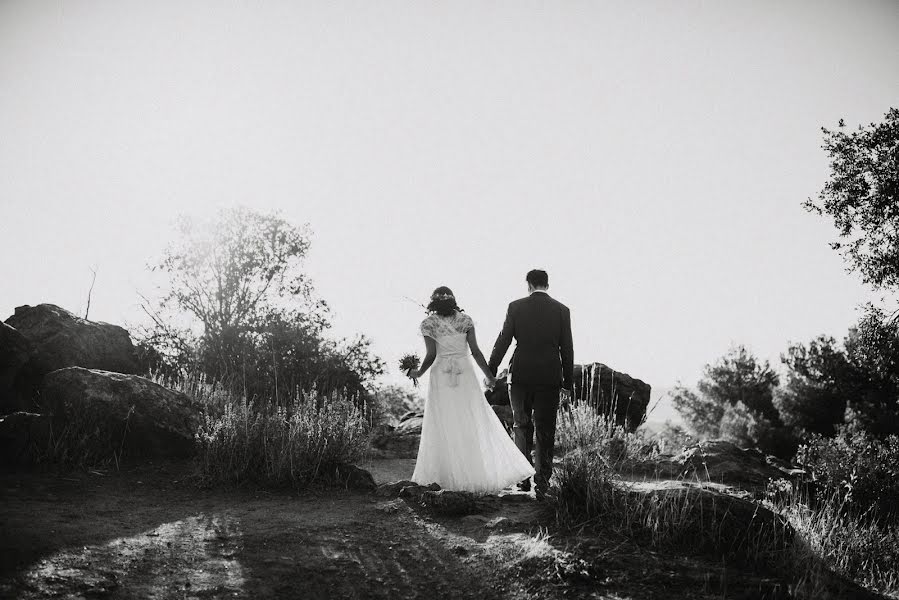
left=459, top=313, right=474, bottom=333
left=420, top=316, right=435, bottom=338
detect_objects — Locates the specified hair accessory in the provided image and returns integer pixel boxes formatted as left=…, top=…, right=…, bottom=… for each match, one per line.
left=431, top=292, right=455, bottom=301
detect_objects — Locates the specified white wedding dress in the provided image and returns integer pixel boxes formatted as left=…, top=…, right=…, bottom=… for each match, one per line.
left=411, top=312, right=535, bottom=492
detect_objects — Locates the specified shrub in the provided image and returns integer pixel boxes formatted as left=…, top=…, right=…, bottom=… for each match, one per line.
left=195, top=392, right=368, bottom=489
left=795, top=426, right=899, bottom=523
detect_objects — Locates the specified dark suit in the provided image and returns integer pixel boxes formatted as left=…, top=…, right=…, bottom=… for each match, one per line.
left=488, top=291, right=573, bottom=491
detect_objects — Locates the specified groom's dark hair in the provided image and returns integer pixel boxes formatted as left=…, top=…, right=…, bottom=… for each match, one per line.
left=526, top=269, right=549, bottom=288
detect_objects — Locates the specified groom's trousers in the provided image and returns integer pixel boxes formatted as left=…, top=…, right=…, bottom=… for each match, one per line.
left=509, top=384, right=560, bottom=491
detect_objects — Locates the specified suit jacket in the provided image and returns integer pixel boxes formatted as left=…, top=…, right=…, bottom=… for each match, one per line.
left=488, top=292, right=574, bottom=389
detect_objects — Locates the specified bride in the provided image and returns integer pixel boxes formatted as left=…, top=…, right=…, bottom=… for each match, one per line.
left=406, top=286, right=535, bottom=492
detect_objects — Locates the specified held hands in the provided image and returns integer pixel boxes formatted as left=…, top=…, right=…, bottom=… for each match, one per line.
left=484, top=375, right=497, bottom=390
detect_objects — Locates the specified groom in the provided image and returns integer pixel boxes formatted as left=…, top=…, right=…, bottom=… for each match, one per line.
left=488, top=269, right=574, bottom=499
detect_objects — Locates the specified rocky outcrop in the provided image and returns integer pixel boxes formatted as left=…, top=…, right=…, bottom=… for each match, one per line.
left=672, top=440, right=803, bottom=486
left=370, top=412, right=423, bottom=458
left=0, top=323, right=32, bottom=414
left=40, top=367, right=198, bottom=459
left=571, top=363, right=650, bottom=431
left=634, top=440, right=803, bottom=488
left=5, top=304, right=140, bottom=379
left=619, top=481, right=794, bottom=563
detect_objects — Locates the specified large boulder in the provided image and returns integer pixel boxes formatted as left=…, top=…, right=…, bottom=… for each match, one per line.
left=0, top=323, right=33, bottom=414
left=571, top=363, right=650, bottom=430
left=5, top=304, right=140, bottom=378
left=40, top=367, right=198, bottom=459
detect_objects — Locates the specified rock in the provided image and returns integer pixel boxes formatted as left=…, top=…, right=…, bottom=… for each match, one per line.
left=40, top=367, right=198, bottom=460
left=621, top=481, right=794, bottom=564
left=375, top=479, right=419, bottom=498
left=393, top=412, right=423, bottom=435
left=5, top=304, right=140, bottom=378
left=0, top=412, right=53, bottom=466
left=571, top=363, right=650, bottom=430
left=674, top=440, right=798, bottom=487
left=370, top=413, right=423, bottom=458
left=335, top=464, right=377, bottom=491
left=0, top=323, right=33, bottom=414
left=397, top=482, right=441, bottom=502
left=419, top=490, right=478, bottom=516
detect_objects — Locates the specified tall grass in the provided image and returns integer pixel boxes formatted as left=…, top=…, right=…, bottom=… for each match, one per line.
left=556, top=400, right=656, bottom=470
left=772, top=485, right=899, bottom=597
left=194, top=392, right=368, bottom=489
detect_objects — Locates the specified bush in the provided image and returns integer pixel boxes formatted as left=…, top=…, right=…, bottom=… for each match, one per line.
left=195, top=392, right=368, bottom=489
left=795, top=425, right=899, bottom=523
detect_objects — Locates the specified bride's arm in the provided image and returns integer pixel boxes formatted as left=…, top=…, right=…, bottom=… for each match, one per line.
left=466, top=327, right=497, bottom=386
left=411, top=336, right=437, bottom=379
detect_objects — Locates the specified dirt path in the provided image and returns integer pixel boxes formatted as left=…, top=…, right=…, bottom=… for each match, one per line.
left=0, top=459, right=535, bottom=600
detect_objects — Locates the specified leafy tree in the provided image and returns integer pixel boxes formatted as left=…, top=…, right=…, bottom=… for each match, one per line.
left=673, top=346, right=794, bottom=456
left=141, top=207, right=384, bottom=403
left=843, top=306, right=899, bottom=436
left=777, top=307, right=899, bottom=439
left=776, top=335, right=852, bottom=437
left=805, top=108, right=899, bottom=290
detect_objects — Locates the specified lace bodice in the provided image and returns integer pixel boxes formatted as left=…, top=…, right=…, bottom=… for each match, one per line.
left=420, top=312, right=474, bottom=339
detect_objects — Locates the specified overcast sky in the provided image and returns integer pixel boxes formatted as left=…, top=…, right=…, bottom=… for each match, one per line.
left=2, top=1, right=897, bottom=420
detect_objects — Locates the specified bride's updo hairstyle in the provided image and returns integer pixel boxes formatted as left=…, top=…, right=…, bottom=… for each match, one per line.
left=427, top=286, right=464, bottom=317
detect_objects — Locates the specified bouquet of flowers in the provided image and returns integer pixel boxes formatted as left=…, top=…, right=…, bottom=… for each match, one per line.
left=399, top=353, right=421, bottom=386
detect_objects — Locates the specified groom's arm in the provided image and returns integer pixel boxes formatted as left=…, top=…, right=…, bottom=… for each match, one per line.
left=488, top=302, right=516, bottom=376
left=560, top=306, right=574, bottom=390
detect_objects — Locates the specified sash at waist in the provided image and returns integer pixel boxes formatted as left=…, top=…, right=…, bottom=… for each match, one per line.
left=435, top=353, right=469, bottom=387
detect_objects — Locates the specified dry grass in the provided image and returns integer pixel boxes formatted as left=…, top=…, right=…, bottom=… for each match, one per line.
left=773, top=487, right=899, bottom=598
left=194, top=392, right=368, bottom=489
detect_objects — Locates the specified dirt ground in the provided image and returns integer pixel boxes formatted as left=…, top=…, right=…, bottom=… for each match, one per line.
left=0, top=458, right=882, bottom=600
left=0, top=458, right=553, bottom=600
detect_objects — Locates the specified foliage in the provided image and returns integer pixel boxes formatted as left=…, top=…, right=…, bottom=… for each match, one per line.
left=805, top=107, right=899, bottom=290
left=772, top=483, right=899, bottom=597
left=776, top=335, right=851, bottom=437
left=195, top=392, right=368, bottom=489
left=842, top=305, right=899, bottom=436
left=779, top=306, right=899, bottom=438
left=365, top=384, right=423, bottom=428
left=556, top=400, right=656, bottom=469
left=672, top=346, right=795, bottom=457
left=795, top=426, right=899, bottom=523
left=140, top=207, right=384, bottom=404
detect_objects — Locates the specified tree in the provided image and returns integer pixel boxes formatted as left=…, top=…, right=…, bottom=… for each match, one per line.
left=150, top=207, right=319, bottom=376
left=843, top=305, right=899, bottom=436
left=805, top=107, right=899, bottom=290
left=673, top=345, right=793, bottom=456
left=776, top=307, right=899, bottom=440
left=776, top=335, right=852, bottom=437
left=141, top=207, right=384, bottom=403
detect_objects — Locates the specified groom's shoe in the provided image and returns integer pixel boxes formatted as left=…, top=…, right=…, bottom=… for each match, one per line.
left=517, top=479, right=531, bottom=492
